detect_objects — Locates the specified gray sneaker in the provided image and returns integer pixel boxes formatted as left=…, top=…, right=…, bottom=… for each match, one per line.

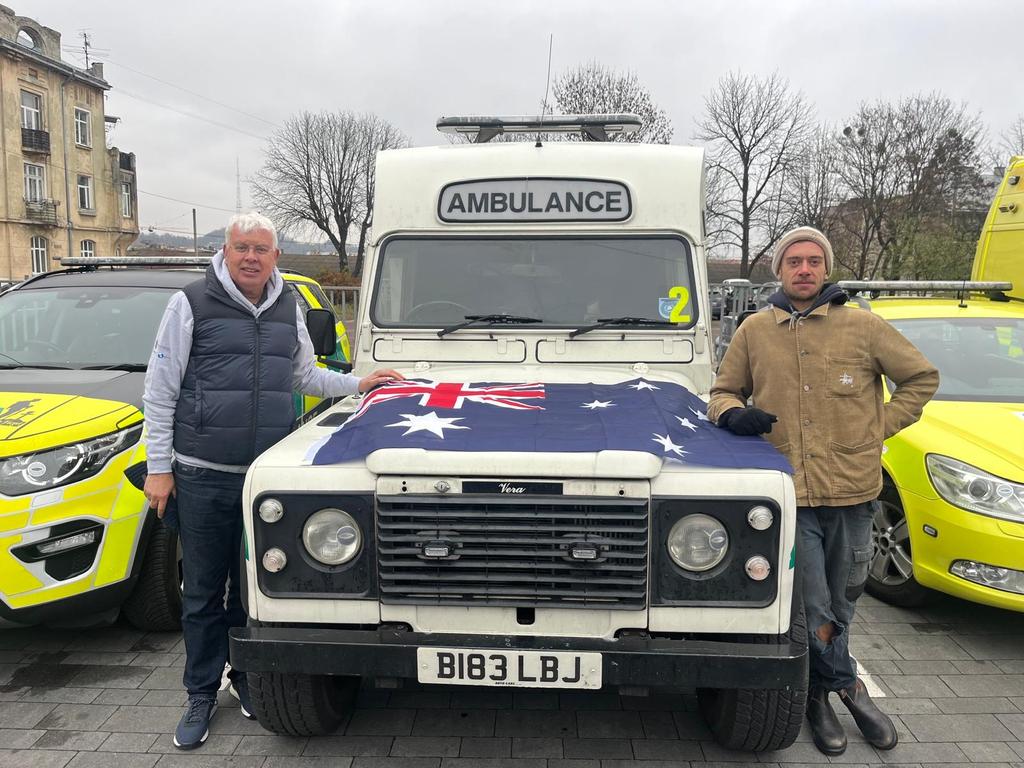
left=173, top=694, right=217, bottom=750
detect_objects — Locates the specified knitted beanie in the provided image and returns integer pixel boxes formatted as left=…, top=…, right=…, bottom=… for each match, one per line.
left=771, top=227, right=834, bottom=276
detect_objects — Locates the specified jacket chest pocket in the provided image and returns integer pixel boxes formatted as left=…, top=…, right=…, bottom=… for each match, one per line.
left=825, top=356, right=874, bottom=399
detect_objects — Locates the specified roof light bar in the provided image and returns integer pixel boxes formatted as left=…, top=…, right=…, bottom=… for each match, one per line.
left=436, top=114, right=642, bottom=143
left=838, top=280, right=1013, bottom=292
left=61, top=256, right=211, bottom=268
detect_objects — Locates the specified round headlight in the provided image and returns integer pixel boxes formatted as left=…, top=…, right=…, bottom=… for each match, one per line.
left=258, top=498, right=284, bottom=523
left=303, top=508, right=362, bottom=565
left=667, top=514, right=729, bottom=571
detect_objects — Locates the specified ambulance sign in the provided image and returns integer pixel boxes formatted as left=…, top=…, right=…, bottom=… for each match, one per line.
left=438, top=178, right=632, bottom=223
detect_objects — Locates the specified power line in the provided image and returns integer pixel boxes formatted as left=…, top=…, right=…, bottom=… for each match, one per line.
left=103, top=59, right=280, bottom=129
left=112, top=88, right=269, bottom=141
left=137, top=189, right=238, bottom=214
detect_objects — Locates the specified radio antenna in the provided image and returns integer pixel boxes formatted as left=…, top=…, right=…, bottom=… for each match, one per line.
left=536, top=34, right=553, bottom=147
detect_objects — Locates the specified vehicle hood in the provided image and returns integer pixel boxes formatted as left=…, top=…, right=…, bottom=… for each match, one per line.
left=0, top=370, right=144, bottom=457
left=920, top=400, right=1024, bottom=478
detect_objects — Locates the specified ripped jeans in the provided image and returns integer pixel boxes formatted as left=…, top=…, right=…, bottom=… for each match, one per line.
left=798, top=502, right=876, bottom=691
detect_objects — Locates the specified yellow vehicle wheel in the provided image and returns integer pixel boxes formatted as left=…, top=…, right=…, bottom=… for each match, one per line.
left=866, top=480, right=933, bottom=608
left=122, top=520, right=183, bottom=631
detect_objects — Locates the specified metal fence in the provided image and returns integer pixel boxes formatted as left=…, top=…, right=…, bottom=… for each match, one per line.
left=322, top=285, right=360, bottom=325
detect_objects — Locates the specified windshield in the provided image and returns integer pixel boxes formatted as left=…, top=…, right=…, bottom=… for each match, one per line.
left=889, top=317, right=1024, bottom=402
left=372, top=236, right=697, bottom=328
left=0, top=285, right=176, bottom=368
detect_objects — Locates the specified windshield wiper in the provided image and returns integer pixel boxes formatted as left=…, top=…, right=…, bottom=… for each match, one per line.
left=437, top=313, right=542, bottom=338
left=80, top=363, right=148, bottom=371
left=569, top=316, right=675, bottom=338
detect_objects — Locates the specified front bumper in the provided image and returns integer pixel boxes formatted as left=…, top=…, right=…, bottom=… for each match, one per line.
left=904, top=488, right=1024, bottom=612
left=230, top=626, right=807, bottom=690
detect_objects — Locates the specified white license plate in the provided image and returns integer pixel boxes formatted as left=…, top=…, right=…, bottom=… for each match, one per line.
left=416, top=647, right=602, bottom=689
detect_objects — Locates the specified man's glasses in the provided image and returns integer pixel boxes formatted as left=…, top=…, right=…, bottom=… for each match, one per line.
left=230, top=243, right=273, bottom=256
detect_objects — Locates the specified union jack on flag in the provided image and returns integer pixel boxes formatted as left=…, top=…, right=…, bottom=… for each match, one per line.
left=350, top=380, right=545, bottom=421
left=309, top=378, right=792, bottom=474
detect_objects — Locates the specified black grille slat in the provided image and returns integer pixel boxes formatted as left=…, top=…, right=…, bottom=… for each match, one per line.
left=377, top=494, right=648, bottom=609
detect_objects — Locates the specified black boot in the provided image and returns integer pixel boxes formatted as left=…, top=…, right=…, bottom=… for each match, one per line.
left=838, top=679, right=898, bottom=750
left=807, top=686, right=847, bottom=756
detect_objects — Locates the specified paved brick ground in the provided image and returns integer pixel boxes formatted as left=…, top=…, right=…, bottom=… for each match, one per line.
left=2, top=592, right=1023, bottom=767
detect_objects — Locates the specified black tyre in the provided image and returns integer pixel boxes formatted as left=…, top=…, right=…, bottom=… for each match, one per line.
left=866, top=478, right=933, bottom=607
left=122, top=520, right=183, bottom=631
left=247, top=670, right=358, bottom=736
left=697, top=585, right=808, bottom=752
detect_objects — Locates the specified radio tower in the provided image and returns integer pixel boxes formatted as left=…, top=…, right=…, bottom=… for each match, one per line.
left=235, top=157, right=242, bottom=213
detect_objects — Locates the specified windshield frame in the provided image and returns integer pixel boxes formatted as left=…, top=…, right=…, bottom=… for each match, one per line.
left=369, top=233, right=699, bottom=331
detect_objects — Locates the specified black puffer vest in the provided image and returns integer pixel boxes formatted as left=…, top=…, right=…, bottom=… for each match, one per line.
left=173, top=266, right=296, bottom=466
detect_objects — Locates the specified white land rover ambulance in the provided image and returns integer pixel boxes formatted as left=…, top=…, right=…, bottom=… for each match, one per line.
left=230, top=115, right=807, bottom=751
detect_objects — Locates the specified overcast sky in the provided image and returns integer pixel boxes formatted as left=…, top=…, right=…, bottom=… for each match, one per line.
left=23, top=0, right=1022, bottom=240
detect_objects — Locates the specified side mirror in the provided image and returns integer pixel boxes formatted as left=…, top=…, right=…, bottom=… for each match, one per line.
left=306, top=308, right=337, bottom=357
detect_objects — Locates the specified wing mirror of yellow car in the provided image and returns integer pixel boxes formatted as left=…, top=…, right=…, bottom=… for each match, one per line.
left=306, top=308, right=337, bottom=357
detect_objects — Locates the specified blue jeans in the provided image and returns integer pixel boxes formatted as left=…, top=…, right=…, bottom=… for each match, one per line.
left=174, top=462, right=246, bottom=697
left=798, top=502, right=875, bottom=691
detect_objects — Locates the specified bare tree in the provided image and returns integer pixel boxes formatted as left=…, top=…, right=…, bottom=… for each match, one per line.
left=788, top=125, right=841, bottom=233
left=833, top=94, right=986, bottom=279
left=353, top=116, right=409, bottom=276
left=697, top=72, right=813, bottom=276
left=551, top=63, right=673, bottom=144
left=998, top=114, right=1024, bottom=161
left=252, top=111, right=405, bottom=273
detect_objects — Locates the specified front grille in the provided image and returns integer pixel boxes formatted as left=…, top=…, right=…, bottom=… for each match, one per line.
left=377, top=495, right=648, bottom=609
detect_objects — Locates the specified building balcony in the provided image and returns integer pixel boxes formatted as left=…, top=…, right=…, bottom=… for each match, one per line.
left=118, top=152, right=135, bottom=172
left=24, top=199, right=59, bottom=226
left=21, top=128, right=50, bottom=154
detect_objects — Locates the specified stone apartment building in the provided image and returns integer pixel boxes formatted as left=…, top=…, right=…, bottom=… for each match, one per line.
left=0, top=5, right=138, bottom=280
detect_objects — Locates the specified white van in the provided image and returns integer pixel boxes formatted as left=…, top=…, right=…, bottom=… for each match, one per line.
left=230, top=116, right=807, bottom=751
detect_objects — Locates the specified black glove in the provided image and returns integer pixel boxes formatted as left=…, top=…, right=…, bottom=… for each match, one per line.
left=718, top=406, right=777, bottom=436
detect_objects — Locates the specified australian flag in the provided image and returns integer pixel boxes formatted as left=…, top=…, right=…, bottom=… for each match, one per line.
left=309, top=378, right=792, bottom=473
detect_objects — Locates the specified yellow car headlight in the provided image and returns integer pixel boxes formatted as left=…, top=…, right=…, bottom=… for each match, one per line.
left=926, top=454, right=1024, bottom=523
left=0, top=424, right=142, bottom=496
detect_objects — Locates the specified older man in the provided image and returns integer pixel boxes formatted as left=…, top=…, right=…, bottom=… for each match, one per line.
left=708, top=227, right=938, bottom=755
left=143, top=212, right=402, bottom=750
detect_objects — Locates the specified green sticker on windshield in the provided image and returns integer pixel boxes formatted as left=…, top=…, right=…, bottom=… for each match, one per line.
left=789, top=545, right=796, bottom=570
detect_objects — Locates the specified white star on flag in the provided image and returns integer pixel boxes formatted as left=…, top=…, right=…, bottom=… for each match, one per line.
left=581, top=400, right=615, bottom=409
left=630, top=380, right=660, bottom=391
left=386, top=411, right=469, bottom=438
left=689, top=406, right=710, bottom=422
left=652, top=432, right=687, bottom=457
left=675, top=416, right=698, bottom=431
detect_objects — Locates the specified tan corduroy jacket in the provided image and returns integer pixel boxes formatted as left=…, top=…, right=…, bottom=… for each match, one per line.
left=708, top=298, right=939, bottom=507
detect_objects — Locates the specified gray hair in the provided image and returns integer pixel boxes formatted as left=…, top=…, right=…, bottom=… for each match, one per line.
left=225, top=212, right=279, bottom=249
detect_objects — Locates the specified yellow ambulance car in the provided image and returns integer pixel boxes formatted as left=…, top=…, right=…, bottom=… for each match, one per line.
left=0, top=260, right=350, bottom=629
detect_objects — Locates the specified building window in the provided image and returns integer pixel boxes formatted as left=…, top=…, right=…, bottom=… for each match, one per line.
left=74, top=108, right=91, bottom=147
left=77, top=175, right=94, bottom=211
left=121, top=181, right=132, bottom=217
left=30, top=236, right=48, bottom=275
left=80, top=239, right=95, bottom=258
left=24, top=163, right=45, bottom=201
left=20, top=91, right=42, bottom=130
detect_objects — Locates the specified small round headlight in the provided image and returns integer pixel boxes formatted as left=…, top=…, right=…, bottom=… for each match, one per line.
left=262, top=548, right=287, bottom=573
left=667, top=514, right=729, bottom=571
left=303, top=508, right=362, bottom=565
left=747, top=505, right=774, bottom=531
left=745, top=555, right=771, bottom=581
left=259, top=498, right=284, bottom=523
